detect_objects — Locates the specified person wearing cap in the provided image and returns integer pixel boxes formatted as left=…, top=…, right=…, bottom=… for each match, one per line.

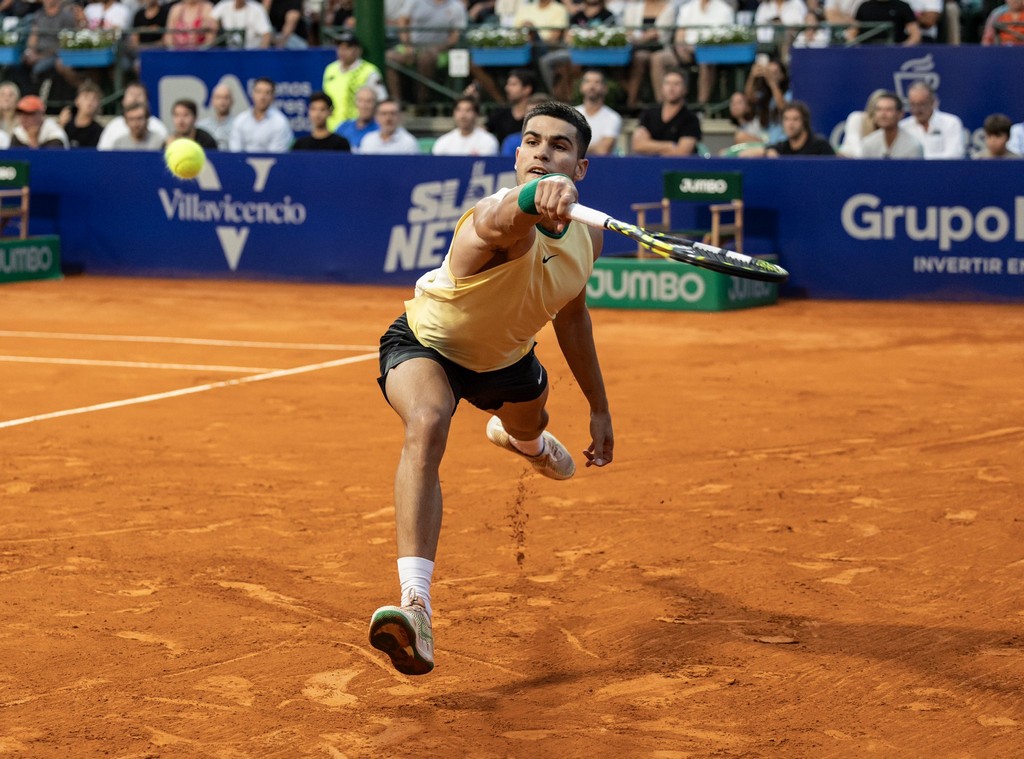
left=321, top=29, right=386, bottom=133
left=10, top=95, right=69, bottom=149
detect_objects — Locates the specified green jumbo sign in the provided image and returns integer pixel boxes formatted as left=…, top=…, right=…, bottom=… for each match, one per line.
left=586, top=257, right=777, bottom=312
left=0, top=236, right=62, bottom=283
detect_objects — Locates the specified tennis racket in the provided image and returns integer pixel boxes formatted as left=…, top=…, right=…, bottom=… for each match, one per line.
left=568, top=202, right=789, bottom=284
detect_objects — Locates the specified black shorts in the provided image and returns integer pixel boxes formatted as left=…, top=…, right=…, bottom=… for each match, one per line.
left=376, top=313, right=547, bottom=412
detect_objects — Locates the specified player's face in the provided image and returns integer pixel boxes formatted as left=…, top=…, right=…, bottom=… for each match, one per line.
left=782, top=110, right=804, bottom=140
left=308, top=99, right=330, bottom=129
left=172, top=105, right=195, bottom=135
left=515, top=114, right=587, bottom=185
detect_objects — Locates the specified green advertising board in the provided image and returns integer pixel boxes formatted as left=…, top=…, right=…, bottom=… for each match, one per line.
left=0, top=160, right=29, bottom=189
left=587, top=257, right=777, bottom=312
left=663, top=171, right=742, bottom=202
left=0, top=236, right=62, bottom=283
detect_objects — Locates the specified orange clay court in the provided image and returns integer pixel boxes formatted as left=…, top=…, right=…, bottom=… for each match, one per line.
left=1, top=276, right=1022, bottom=758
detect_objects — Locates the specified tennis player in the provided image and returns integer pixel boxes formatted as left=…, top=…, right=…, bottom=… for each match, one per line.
left=369, top=101, right=614, bottom=676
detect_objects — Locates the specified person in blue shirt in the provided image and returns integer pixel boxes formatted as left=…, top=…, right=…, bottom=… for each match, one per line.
left=335, top=85, right=380, bottom=150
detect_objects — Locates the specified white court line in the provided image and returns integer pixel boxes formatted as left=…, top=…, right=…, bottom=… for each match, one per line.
left=0, top=330, right=377, bottom=352
left=0, top=356, right=276, bottom=373
left=0, top=352, right=378, bottom=430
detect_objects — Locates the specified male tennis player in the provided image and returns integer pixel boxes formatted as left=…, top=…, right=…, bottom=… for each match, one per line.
left=369, top=101, right=613, bottom=675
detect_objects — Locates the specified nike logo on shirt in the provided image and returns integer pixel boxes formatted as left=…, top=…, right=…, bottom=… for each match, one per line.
left=542, top=254, right=559, bottom=264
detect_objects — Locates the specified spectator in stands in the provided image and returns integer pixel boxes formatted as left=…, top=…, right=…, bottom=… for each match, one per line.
left=754, top=0, right=810, bottom=56
left=0, top=81, right=20, bottom=136
left=127, top=0, right=171, bottom=74
left=848, top=0, right=921, bottom=43
left=485, top=68, right=536, bottom=145
left=467, top=0, right=499, bottom=23
left=97, top=81, right=169, bottom=150
left=766, top=101, right=835, bottom=155
left=292, top=91, right=351, bottom=151
left=726, top=90, right=767, bottom=145
left=621, top=0, right=680, bottom=111
left=10, top=94, right=69, bottom=148
left=322, top=30, right=387, bottom=133
left=973, top=113, right=1020, bottom=158
left=197, top=83, right=235, bottom=150
left=540, top=0, right=617, bottom=104
left=513, top=0, right=571, bottom=48
left=825, top=0, right=865, bottom=24
left=264, top=0, right=308, bottom=48
left=23, top=0, right=83, bottom=89
left=229, top=77, right=294, bottom=152
left=169, top=98, right=219, bottom=149
left=743, top=57, right=790, bottom=145
left=653, top=0, right=736, bottom=109
left=906, top=0, right=943, bottom=41
left=859, top=91, right=923, bottom=157
left=106, top=102, right=164, bottom=150
left=335, top=84, right=380, bottom=150
left=358, top=98, right=420, bottom=154
left=501, top=92, right=552, bottom=155
left=982, top=0, right=1024, bottom=43
left=630, top=67, right=701, bottom=156
left=1008, top=115, right=1024, bottom=154
left=84, top=0, right=131, bottom=30
left=386, top=0, right=466, bottom=108
left=59, top=80, right=104, bottom=148
left=899, top=81, right=965, bottom=158
left=431, top=96, right=499, bottom=155
left=837, top=88, right=886, bottom=157
left=165, top=0, right=216, bottom=49
left=212, top=0, right=273, bottom=48
left=574, top=68, right=621, bottom=155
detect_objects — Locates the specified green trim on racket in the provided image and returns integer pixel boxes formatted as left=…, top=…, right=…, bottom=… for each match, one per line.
left=568, top=202, right=789, bottom=284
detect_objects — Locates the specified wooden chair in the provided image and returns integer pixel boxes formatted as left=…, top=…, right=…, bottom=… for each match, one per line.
left=630, top=170, right=744, bottom=257
left=0, top=160, right=30, bottom=239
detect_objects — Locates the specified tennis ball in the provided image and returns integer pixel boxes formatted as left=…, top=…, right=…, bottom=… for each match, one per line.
left=165, top=138, right=206, bottom=180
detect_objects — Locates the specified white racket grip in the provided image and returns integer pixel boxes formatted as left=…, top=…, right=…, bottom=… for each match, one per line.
left=568, top=202, right=610, bottom=229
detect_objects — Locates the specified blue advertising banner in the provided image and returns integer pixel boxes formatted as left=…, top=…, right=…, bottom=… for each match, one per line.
left=139, top=49, right=337, bottom=137
left=12, top=151, right=1024, bottom=301
left=790, top=47, right=1024, bottom=154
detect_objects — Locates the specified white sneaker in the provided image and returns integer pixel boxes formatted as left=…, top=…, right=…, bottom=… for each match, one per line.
left=369, top=594, right=434, bottom=676
left=486, top=416, right=575, bottom=480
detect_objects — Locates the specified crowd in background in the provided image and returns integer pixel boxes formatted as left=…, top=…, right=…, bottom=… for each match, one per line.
left=0, top=0, right=1021, bottom=156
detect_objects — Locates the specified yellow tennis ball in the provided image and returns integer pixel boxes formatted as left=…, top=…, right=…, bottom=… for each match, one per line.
left=165, top=138, right=206, bottom=180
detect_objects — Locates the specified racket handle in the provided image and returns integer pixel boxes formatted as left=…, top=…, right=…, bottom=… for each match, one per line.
left=567, top=202, right=609, bottom=230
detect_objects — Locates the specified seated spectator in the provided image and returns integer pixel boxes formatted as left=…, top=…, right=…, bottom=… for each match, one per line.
left=766, top=101, right=835, bottom=155
left=982, top=0, right=1024, bottom=44
left=500, top=92, right=552, bottom=156
left=22, top=0, right=83, bottom=89
left=84, top=0, right=131, bottom=30
left=899, top=80, right=965, bottom=158
left=485, top=69, right=537, bottom=146
left=10, top=94, right=69, bottom=148
left=630, top=68, right=701, bottom=156
left=621, top=0, right=679, bottom=112
left=574, top=68, right=621, bottom=156
left=0, top=81, right=20, bottom=136
left=973, top=113, right=1020, bottom=158
left=837, top=88, right=887, bottom=157
left=906, top=0, right=943, bottom=41
left=754, top=0, right=809, bottom=58
left=164, top=0, right=217, bottom=49
left=847, top=0, right=921, bottom=43
left=825, top=0, right=865, bottom=24
left=385, top=0, right=466, bottom=108
left=127, top=0, right=171, bottom=74
left=1008, top=115, right=1024, bottom=155
left=859, top=91, right=923, bottom=158
left=726, top=90, right=767, bottom=145
left=743, top=57, right=790, bottom=145
left=107, top=102, right=164, bottom=150
left=197, top=83, right=235, bottom=151
left=335, top=85, right=380, bottom=150
left=264, top=0, right=309, bottom=48
left=322, top=30, right=386, bottom=133
left=431, top=96, right=498, bottom=156
left=229, top=77, right=294, bottom=152
left=292, top=91, right=351, bottom=151
left=59, top=80, right=105, bottom=148
left=97, top=81, right=169, bottom=150
left=169, top=98, right=219, bottom=149
left=652, top=0, right=736, bottom=109
left=539, top=0, right=616, bottom=104
left=358, top=98, right=420, bottom=154
left=212, top=0, right=273, bottom=48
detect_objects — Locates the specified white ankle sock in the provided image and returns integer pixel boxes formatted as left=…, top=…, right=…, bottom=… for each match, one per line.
left=510, top=434, right=545, bottom=456
left=397, top=556, right=434, bottom=616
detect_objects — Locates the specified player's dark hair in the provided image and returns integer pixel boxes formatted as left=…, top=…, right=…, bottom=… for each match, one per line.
left=522, top=100, right=592, bottom=158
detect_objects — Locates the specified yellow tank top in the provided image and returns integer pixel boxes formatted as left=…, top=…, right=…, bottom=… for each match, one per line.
left=406, top=199, right=595, bottom=372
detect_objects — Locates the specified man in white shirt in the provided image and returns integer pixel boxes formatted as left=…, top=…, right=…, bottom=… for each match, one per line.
left=653, top=0, right=736, bottom=106
left=898, top=81, right=965, bottom=159
left=84, top=0, right=131, bottom=30
left=197, top=83, right=236, bottom=150
left=228, top=77, right=294, bottom=152
left=359, top=99, right=420, bottom=154
left=97, top=82, right=168, bottom=150
left=431, top=97, right=499, bottom=156
left=574, top=68, right=621, bottom=156
left=211, top=0, right=273, bottom=48
left=860, top=91, right=924, bottom=158
left=1008, top=119, right=1024, bottom=156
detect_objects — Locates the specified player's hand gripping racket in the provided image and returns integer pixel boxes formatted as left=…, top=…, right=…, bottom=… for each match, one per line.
left=568, top=202, right=789, bottom=283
